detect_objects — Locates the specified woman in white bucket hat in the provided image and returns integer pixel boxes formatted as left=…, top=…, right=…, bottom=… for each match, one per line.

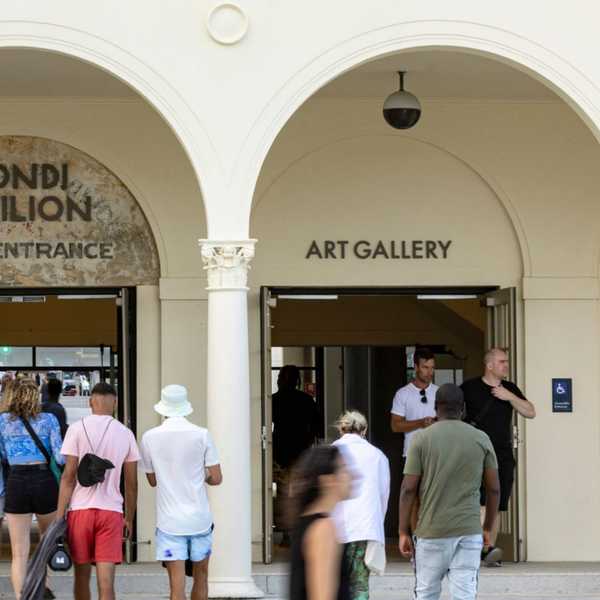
left=141, top=384, right=222, bottom=600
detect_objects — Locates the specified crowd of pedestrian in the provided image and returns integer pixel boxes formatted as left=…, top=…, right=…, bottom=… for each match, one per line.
left=0, top=344, right=534, bottom=600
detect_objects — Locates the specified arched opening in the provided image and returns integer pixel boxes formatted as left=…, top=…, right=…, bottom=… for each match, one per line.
left=0, top=47, right=209, bottom=564
left=249, top=47, right=600, bottom=564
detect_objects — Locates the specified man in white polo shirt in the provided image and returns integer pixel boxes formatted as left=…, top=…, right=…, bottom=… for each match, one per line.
left=390, top=348, right=438, bottom=530
left=140, top=385, right=222, bottom=600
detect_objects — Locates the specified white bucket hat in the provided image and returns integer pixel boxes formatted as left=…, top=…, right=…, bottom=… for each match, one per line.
left=154, top=384, right=193, bottom=418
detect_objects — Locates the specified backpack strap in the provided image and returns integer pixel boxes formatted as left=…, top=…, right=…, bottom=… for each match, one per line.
left=81, top=417, right=113, bottom=454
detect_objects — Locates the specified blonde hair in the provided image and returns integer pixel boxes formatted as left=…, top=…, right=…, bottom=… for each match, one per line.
left=335, top=410, right=368, bottom=436
left=8, top=379, right=40, bottom=420
left=0, top=378, right=17, bottom=413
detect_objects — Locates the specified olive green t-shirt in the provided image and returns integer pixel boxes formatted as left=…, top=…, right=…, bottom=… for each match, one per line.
left=404, top=419, right=498, bottom=539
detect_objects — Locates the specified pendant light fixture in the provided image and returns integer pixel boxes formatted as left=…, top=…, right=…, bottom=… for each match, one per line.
left=382, top=71, right=421, bottom=129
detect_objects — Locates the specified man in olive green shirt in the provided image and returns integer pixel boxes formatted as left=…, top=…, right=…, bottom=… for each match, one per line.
left=399, top=383, right=500, bottom=600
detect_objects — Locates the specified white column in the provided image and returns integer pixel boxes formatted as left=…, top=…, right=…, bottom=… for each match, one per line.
left=199, top=240, right=263, bottom=598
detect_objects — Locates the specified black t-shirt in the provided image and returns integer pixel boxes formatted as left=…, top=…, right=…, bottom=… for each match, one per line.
left=272, top=388, right=320, bottom=468
left=461, top=377, right=525, bottom=457
left=41, top=400, right=68, bottom=439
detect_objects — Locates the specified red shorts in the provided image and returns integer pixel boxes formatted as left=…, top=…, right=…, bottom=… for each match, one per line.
left=67, top=509, right=124, bottom=564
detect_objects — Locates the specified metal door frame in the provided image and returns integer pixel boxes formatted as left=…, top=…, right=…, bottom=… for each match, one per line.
left=483, top=287, right=521, bottom=562
left=259, top=284, right=500, bottom=564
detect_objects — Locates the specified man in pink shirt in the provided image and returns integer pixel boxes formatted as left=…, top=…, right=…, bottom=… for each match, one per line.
left=56, top=383, right=140, bottom=600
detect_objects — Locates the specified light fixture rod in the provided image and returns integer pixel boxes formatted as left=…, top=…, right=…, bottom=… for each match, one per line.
left=398, top=70, right=406, bottom=91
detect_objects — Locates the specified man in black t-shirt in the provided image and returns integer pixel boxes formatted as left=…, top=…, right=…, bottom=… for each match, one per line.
left=461, top=348, right=535, bottom=565
left=41, top=377, right=69, bottom=439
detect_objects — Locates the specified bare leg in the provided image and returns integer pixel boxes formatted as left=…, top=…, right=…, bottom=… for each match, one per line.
left=165, top=561, right=187, bottom=600
left=6, top=512, right=32, bottom=599
left=95, top=562, right=117, bottom=600
left=74, top=564, right=92, bottom=600
left=191, top=557, right=210, bottom=600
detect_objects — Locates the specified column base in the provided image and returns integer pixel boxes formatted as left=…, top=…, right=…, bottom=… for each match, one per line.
left=209, top=577, right=265, bottom=599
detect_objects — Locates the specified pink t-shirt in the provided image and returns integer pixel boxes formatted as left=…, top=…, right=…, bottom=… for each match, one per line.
left=61, top=415, right=140, bottom=513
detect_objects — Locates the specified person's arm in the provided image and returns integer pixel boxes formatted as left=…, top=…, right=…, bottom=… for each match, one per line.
left=304, top=518, right=340, bottom=600
left=482, top=467, right=501, bottom=547
left=398, top=474, right=420, bottom=557
left=123, top=461, right=138, bottom=539
left=492, top=385, right=536, bottom=419
left=391, top=414, right=434, bottom=433
left=56, top=455, right=78, bottom=519
left=145, top=472, right=157, bottom=487
left=380, top=456, right=391, bottom=515
left=204, top=431, right=222, bottom=486
left=205, top=464, right=222, bottom=486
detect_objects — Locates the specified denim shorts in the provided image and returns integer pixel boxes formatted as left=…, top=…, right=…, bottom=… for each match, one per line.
left=156, top=528, right=213, bottom=562
left=5, top=466, right=58, bottom=515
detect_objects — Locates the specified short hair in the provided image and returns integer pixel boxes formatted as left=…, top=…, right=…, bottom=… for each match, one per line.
left=335, top=410, right=368, bottom=435
left=414, top=347, right=435, bottom=367
left=47, top=378, right=63, bottom=398
left=277, top=365, right=301, bottom=391
left=435, top=383, right=464, bottom=418
left=91, top=382, right=117, bottom=397
left=483, top=347, right=508, bottom=365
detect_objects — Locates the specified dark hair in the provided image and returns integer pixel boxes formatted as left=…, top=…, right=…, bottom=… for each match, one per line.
left=91, top=382, right=117, bottom=397
left=47, top=378, right=63, bottom=400
left=414, top=347, right=435, bottom=367
left=288, top=445, right=341, bottom=525
left=277, top=365, right=301, bottom=391
left=435, top=383, right=464, bottom=419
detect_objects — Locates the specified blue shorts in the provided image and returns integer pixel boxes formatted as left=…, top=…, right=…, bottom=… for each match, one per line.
left=156, top=528, right=213, bottom=562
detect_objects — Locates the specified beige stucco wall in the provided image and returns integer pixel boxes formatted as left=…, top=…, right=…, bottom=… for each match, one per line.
left=248, top=96, right=600, bottom=561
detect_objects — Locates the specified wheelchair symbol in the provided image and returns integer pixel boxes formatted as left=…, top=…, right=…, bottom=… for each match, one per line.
left=555, top=383, right=566, bottom=395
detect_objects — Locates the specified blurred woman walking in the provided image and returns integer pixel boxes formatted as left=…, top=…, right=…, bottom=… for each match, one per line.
left=289, top=445, right=352, bottom=600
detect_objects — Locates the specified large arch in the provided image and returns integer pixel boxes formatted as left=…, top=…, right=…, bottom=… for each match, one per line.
left=238, top=19, right=600, bottom=237
left=0, top=20, right=217, bottom=230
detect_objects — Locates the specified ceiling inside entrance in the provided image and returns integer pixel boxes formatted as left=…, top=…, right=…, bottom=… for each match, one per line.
left=316, top=50, right=558, bottom=101
left=0, top=49, right=136, bottom=98
left=0, top=48, right=557, bottom=101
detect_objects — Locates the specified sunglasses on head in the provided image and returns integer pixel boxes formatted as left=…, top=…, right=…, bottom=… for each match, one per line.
left=420, top=389, right=427, bottom=404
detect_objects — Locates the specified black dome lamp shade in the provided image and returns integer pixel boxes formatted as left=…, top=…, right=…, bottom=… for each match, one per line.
left=382, top=71, right=422, bottom=129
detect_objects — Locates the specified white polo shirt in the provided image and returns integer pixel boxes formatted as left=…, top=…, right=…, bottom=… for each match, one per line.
left=140, top=417, right=219, bottom=536
left=391, top=382, right=438, bottom=457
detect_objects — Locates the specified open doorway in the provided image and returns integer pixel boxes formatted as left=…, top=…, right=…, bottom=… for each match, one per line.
left=261, top=286, right=518, bottom=563
left=0, top=287, right=137, bottom=560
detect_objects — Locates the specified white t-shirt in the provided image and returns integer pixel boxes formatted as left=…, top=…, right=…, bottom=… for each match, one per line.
left=140, top=417, right=220, bottom=535
left=391, top=382, right=438, bottom=457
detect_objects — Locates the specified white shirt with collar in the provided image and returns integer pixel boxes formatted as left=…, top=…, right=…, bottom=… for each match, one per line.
left=332, top=433, right=390, bottom=544
left=140, top=416, right=219, bottom=536
left=391, top=382, right=438, bottom=457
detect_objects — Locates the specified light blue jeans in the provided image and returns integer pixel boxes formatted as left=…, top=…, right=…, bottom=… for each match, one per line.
left=413, top=534, right=483, bottom=600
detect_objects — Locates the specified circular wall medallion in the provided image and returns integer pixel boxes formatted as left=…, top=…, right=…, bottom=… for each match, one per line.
left=206, top=3, right=249, bottom=45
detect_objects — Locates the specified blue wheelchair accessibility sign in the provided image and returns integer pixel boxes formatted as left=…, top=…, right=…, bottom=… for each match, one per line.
left=552, top=378, right=572, bottom=413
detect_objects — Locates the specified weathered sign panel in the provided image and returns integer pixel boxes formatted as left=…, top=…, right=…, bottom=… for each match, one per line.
left=0, top=136, right=159, bottom=287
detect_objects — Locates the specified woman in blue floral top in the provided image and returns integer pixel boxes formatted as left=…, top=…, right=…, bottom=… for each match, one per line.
left=0, top=379, right=64, bottom=599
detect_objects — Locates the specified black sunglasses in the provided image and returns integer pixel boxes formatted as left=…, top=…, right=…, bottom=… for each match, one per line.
left=420, top=389, right=427, bottom=404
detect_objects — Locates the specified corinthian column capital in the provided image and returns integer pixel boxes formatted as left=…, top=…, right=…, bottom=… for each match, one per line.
left=199, top=239, right=257, bottom=291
